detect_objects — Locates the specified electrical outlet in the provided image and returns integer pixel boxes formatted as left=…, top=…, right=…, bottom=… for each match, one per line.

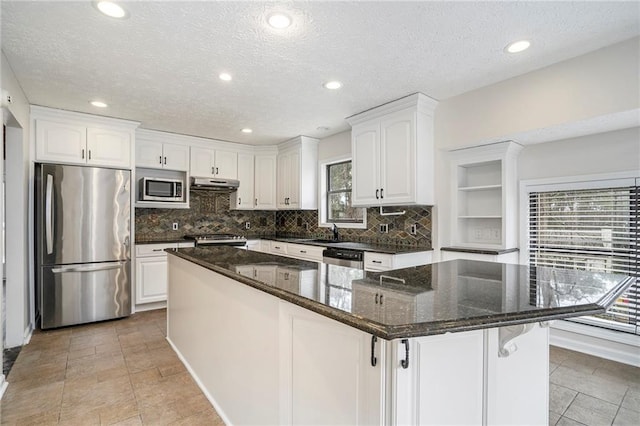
left=245, top=221, right=251, bottom=229
left=172, top=222, right=178, bottom=231
left=379, top=224, right=389, bottom=233
left=410, top=224, right=418, bottom=235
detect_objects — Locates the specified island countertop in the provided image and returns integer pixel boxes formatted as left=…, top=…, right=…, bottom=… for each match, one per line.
left=167, top=247, right=634, bottom=340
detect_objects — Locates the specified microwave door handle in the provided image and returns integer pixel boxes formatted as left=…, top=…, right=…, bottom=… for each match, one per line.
left=45, top=174, right=54, bottom=254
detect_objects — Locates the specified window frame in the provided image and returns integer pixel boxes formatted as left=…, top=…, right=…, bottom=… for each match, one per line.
left=519, top=171, right=639, bottom=335
left=318, top=156, right=367, bottom=229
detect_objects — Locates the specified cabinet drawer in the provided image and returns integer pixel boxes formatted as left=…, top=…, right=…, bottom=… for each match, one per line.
left=364, top=252, right=393, bottom=271
left=136, top=243, right=176, bottom=257
left=177, top=242, right=195, bottom=249
left=270, top=241, right=288, bottom=256
left=287, top=244, right=324, bottom=262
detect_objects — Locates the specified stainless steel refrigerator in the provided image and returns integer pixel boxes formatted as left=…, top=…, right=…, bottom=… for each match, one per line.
left=35, top=163, right=131, bottom=329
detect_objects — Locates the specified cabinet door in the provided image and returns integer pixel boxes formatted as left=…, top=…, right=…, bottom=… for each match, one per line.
left=276, top=268, right=300, bottom=294
left=190, top=146, right=216, bottom=177
left=214, top=149, right=238, bottom=179
left=379, top=110, right=415, bottom=205
left=136, top=139, right=164, bottom=169
left=135, top=255, right=168, bottom=304
left=287, top=150, right=301, bottom=208
left=255, top=154, right=277, bottom=209
left=351, top=122, right=380, bottom=206
left=86, top=127, right=131, bottom=168
left=233, top=153, right=255, bottom=209
left=279, top=303, right=384, bottom=426
left=254, top=265, right=277, bottom=286
left=276, top=152, right=290, bottom=208
left=234, top=265, right=255, bottom=278
left=36, top=119, right=87, bottom=164
left=162, top=143, right=189, bottom=171
left=351, top=283, right=381, bottom=322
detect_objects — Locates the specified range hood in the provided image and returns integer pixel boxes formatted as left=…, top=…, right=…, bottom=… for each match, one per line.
left=190, top=177, right=240, bottom=192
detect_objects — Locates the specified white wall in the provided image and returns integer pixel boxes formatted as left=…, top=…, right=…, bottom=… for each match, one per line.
left=519, top=127, right=639, bottom=181
left=434, top=37, right=639, bottom=151
left=1, top=50, right=32, bottom=348
left=318, top=130, right=351, bottom=161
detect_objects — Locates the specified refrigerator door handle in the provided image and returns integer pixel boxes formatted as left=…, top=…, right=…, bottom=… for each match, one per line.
left=52, top=261, right=125, bottom=274
left=45, top=174, right=54, bottom=254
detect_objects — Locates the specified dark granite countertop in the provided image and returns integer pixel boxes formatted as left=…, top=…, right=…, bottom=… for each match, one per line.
left=260, top=237, right=432, bottom=254
left=135, top=237, right=195, bottom=245
left=167, top=247, right=634, bottom=340
left=441, top=246, right=519, bottom=255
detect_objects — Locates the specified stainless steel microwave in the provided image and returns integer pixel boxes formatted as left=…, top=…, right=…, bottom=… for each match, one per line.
left=140, top=177, right=184, bottom=202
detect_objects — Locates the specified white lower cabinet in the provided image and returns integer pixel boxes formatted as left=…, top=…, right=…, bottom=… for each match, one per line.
left=279, top=302, right=384, bottom=426
left=364, top=250, right=433, bottom=271
left=135, top=242, right=193, bottom=306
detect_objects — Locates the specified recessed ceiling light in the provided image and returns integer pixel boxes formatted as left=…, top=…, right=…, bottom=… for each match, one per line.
left=219, top=73, right=232, bottom=81
left=89, top=100, right=108, bottom=108
left=241, top=128, right=253, bottom=134
left=323, top=81, right=342, bottom=90
left=268, top=13, right=292, bottom=29
left=316, top=126, right=330, bottom=131
left=94, top=1, right=128, bottom=19
left=505, top=40, right=531, bottom=54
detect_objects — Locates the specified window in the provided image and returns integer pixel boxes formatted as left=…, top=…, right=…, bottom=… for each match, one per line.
left=528, top=182, right=638, bottom=335
left=319, top=159, right=366, bottom=228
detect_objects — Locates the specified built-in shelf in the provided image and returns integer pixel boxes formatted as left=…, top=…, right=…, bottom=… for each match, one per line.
left=449, top=142, right=523, bottom=255
left=458, top=184, right=502, bottom=191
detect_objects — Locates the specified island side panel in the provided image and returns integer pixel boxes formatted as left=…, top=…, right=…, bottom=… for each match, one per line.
left=485, top=324, right=549, bottom=425
left=167, top=255, right=280, bottom=425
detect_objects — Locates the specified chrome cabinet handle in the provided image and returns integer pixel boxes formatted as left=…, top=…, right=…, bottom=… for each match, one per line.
left=152, top=248, right=164, bottom=252
left=88, top=150, right=92, bottom=160
left=159, top=155, right=163, bottom=164
left=300, top=250, right=306, bottom=253
left=81, top=149, right=85, bottom=159
left=238, top=197, right=242, bottom=205
left=45, top=174, right=54, bottom=254
left=379, top=294, right=383, bottom=305
left=380, top=188, right=384, bottom=199
left=401, top=339, right=410, bottom=369
left=375, top=189, right=379, bottom=199
left=211, top=166, right=215, bottom=175
left=164, top=156, right=167, bottom=165
left=372, top=260, right=382, bottom=264
left=371, top=336, right=378, bottom=367
left=255, top=198, right=258, bottom=206
left=216, top=167, right=219, bottom=174
left=375, top=293, right=379, bottom=304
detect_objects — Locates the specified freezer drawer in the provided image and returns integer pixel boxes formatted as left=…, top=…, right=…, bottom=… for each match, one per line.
left=40, top=260, right=131, bottom=329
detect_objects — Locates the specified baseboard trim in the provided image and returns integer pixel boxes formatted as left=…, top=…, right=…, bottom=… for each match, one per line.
left=550, top=321, right=640, bottom=367
left=134, top=301, right=167, bottom=313
left=23, top=325, right=33, bottom=345
left=166, top=337, right=233, bottom=426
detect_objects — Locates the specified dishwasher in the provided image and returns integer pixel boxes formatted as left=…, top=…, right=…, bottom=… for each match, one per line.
left=322, top=247, right=364, bottom=269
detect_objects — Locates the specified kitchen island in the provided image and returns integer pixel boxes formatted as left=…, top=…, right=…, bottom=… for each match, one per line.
left=166, top=247, right=633, bottom=426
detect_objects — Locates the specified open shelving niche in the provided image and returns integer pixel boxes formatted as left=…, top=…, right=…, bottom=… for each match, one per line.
left=449, top=141, right=523, bottom=250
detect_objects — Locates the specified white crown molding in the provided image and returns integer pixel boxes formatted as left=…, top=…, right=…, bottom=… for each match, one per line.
left=30, top=105, right=140, bottom=129
left=345, top=93, right=439, bottom=126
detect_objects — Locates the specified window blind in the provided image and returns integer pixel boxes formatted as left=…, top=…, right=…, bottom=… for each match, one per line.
left=529, top=185, right=639, bottom=334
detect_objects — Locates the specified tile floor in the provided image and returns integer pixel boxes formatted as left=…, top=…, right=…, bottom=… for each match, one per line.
left=549, top=345, right=639, bottom=426
left=0, top=309, right=224, bottom=425
left=1, top=309, right=638, bottom=425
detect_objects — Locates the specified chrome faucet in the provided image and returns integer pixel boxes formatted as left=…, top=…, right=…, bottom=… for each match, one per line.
left=332, top=224, right=339, bottom=241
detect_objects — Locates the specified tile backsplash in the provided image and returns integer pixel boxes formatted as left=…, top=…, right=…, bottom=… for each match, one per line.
left=135, top=191, right=276, bottom=241
left=275, top=206, right=432, bottom=249
left=136, top=192, right=432, bottom=248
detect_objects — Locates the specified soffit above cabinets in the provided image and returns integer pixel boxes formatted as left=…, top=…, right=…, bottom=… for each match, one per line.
left=2, top=1, right=638, bottom=145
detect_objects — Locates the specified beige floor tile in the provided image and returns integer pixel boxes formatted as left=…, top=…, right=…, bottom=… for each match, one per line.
left=556, top=416, right=587, bottom=426
left=549, top=411, right=561, bottom=425
left=0, top=381, right=64, bottom=424
left=563, top=393, right=619, bottom=426
left=613, top=407, right=640, bottom=426
left=550, top=365, right=628, bottom=405
left=110, top=415, right=143, bottom=426
left=621, top=387, right=640, bottom=412
left=550, top=383, right=578, bottom=415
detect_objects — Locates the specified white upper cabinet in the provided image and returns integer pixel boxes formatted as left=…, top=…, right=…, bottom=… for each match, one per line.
left=276, top=136, right=318, bottom=210
left=33, top=106, right=138, bottom=169
left=136, top=137, right=189, bottom=171
left=190, top=146, right=238, bottom=179
left=230, top=152, right=255, bottom=210
left=254, top=153, right=277, bottom=210
left=347, top=93, right=437, bottom=207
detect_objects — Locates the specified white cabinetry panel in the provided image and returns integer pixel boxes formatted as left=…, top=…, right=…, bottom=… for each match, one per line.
left=36, top=119, right=87, bottom=164
left=87, top=127, right=131, bottom=168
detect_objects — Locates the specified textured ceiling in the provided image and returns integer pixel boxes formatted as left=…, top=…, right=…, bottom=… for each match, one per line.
left=1, top=1, right=639, bottom=145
